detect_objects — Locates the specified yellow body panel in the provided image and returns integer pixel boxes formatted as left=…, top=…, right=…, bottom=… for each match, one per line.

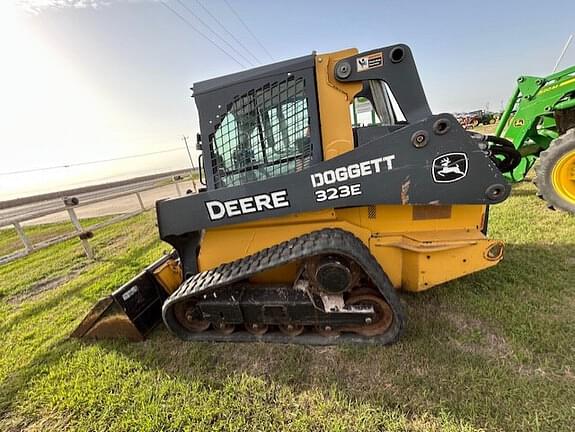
left=197, top=204, right=501, bottom=292
left=315, top=49, right=362, bottom=160
left=153, top=258, right=183, bottom=294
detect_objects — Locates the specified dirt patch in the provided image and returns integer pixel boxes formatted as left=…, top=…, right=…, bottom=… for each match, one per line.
left=7, top=269, right=83, bottom=306
left=444, top=311, right=515, bottom=360
left=514, top=364, right=575, bottom=381
left=546, top=293, right=575, bottom=324
left=1, top=411, right=73, bottom=432
left=444, top=311, right=575, bottom=381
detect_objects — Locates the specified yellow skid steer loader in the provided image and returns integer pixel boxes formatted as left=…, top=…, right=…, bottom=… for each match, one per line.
left=73, top=44, right=513, bottom=345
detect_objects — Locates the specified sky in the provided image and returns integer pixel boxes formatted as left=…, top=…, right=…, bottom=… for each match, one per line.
left=1, top=0, right=574, bottom=200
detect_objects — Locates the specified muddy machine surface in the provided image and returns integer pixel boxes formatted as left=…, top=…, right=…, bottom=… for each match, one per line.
left=74, top=44, right=512, bottom=345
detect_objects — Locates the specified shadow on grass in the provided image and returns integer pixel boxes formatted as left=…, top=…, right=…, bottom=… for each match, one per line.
left=0, top=339, right=72, bottom=416
left=0, top=274, right=104, bottom=335
left=0, top=239, right=164, bottom=408
left=80, top=241, right=574, bottom=430
left=2, top=242, right=573, bottom=431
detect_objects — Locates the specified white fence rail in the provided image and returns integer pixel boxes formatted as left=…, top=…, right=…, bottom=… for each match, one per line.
left=0, top=178, right=197, bottom=265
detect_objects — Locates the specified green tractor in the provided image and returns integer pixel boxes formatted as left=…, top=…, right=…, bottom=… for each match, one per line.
left=492, top=65, right=575, bottom=213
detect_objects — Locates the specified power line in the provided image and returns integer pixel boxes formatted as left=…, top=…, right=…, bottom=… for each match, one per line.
left=173, top=0, right=257, bottom=67
left=222, top=0, right=274, bottom=62
left=0, top=147, right=186, bottom=176
left=159, top=0, right=247, bottom=68
left=194, top=0, right=263, bottom=65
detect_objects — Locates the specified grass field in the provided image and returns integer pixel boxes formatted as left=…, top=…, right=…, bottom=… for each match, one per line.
left=0, top=179, right=573, bottom=431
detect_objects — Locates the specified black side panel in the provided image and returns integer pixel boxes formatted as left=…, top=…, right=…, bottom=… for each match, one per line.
left=353, top=124, right=406, bottom=146
left=156, top=113, right=510, bottom=239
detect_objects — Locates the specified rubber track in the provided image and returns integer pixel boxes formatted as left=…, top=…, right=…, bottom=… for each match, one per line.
left=162, top=228, right=405, bottom=345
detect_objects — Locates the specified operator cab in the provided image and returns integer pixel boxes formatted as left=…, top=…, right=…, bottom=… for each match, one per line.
left=193, top=46, right=431, bottom=191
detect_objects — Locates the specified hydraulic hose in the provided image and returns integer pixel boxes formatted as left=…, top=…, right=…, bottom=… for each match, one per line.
left=468, top=133, right=522, bottom=174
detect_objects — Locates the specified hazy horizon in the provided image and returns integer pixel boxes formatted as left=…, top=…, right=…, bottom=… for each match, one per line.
left=1, top=0, right=574, bottom=201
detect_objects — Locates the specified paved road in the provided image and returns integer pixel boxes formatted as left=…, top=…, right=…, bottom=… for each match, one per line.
left=1, top=179, right=198, bottom=226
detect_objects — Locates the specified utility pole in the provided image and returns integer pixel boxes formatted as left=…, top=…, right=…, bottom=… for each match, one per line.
left=182, top=135, right=198, bottom=193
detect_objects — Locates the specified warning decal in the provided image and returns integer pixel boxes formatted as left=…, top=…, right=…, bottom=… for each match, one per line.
left=356, top=52, right=384, bottom=72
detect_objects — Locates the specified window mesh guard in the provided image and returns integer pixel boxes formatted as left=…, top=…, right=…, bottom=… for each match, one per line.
left=210, top=76, right=312, bottom=188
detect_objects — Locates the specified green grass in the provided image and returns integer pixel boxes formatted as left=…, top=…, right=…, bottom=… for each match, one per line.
left=0, top=181, right=574, bottom=431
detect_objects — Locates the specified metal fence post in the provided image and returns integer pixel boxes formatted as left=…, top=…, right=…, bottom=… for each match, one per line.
left=135, top=192, right=145, bottom=210
left=13, top=221, right=33, bottom=253
left=1, top=175, right=193, bottom=265
left=64, top=199, right=94, bottom=260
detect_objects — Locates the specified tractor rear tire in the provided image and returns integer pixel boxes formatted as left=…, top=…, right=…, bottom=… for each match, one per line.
left=536, top=128, right=575, bottom=214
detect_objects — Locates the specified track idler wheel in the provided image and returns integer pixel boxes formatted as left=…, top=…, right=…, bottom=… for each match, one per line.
left=245, top=323, right=269, bottom=336
left=173, top=302, right=210, bottom=332
left=345, top=289, right=394, bottom=337
left=314, top=325, right=341, bottom=337
left=214, top=322, right=235, bottom=335
left=278, top=323, right=304, bottom=337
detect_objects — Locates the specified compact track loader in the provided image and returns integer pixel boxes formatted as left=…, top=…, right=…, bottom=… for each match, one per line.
left=73, top=44, right=513, bottom=345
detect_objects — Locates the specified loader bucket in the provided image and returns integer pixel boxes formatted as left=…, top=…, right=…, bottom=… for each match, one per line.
left=71, top=253, right=182, bottom=341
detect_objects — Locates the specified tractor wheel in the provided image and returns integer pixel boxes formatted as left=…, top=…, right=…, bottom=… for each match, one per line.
left=536, top=128, right=575, bottom=213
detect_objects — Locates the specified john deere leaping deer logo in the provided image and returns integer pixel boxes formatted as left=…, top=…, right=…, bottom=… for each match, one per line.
left=432, top=152, right=468, bottom=183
